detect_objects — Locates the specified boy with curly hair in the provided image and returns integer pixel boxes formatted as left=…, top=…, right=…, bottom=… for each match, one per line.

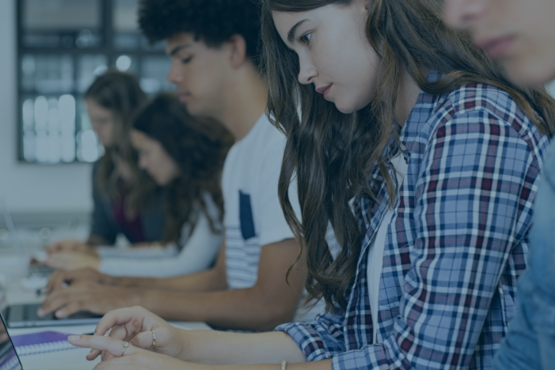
left=39, top=0, right=322, bottom=331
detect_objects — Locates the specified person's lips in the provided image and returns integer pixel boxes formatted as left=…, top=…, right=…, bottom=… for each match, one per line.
left=475, top=36, right=515, bottom=59
left=316, top=85, right=332, bottom=100
left=178, top=92, right=192, bottom=102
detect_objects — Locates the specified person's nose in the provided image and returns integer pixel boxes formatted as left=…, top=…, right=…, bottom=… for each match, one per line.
left=297, top=56, right=318, bottom=85
left=443, top=0, right=485, bottom=30
left=167, top=61, right=182, bottom=85
left=138, top=156, right=148, bottom=170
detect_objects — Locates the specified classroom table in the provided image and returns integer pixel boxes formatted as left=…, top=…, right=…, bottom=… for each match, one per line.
left=0, top=252, right=211, bottom=370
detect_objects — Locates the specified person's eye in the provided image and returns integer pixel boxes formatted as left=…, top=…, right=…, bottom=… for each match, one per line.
left=298, top=32, right=312, bottom=45
left=181, top=56, right=193, bottom=64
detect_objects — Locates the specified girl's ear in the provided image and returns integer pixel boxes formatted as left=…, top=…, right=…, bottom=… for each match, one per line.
left=363, top=0, right=370, bottom=14
left=227, top=34, right=248, bottom=69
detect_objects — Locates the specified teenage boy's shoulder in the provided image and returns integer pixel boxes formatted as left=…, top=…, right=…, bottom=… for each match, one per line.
left=222, top=115, right=297, bottom=245
left=224, top=114, right=287, bottom=176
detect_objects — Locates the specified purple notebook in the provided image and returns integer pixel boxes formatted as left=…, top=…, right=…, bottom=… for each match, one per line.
left=11, top=331, right=77, bottom=356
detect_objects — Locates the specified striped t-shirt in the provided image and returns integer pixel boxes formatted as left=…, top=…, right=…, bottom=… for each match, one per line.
left=222, top=113, right=299, bottom=289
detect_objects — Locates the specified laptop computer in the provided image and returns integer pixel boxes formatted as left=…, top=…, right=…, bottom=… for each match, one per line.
left=0, top=309, right=22, bottom=370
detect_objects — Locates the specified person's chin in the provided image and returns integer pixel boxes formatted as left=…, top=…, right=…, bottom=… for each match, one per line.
left=334, top=100, right=361, bottom=115
left=505, top=56, right=555, bottom=86
left=183, top=101, right=204, bottom=117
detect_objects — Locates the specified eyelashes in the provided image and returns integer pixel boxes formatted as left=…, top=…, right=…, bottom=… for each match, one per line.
left=298, top=32, right=312, bottom=45
left=181, top=56, right=193, bottom=64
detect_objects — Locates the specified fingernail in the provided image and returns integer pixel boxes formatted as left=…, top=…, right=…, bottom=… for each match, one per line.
left=56, top=310, right=65, bottom=318
left=37, top=308, right=44, bottom=317
left=68, top=335, right=80, bottom=342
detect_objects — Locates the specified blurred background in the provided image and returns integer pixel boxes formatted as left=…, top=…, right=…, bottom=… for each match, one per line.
left=0, top=0, right=175, bottom=251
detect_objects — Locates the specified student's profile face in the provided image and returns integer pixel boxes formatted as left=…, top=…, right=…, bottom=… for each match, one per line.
left=165, top=33, right=230, bottom=118
left=131, top=130, right=180, bottom=186
left=272, top=0, right=379, bottom=114
left=443, top=0, right=555, bottom=86
left=86, top=99, right=115, bottom=147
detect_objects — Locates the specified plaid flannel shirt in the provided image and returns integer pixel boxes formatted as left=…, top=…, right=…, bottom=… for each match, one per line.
left=276, top=81, right=550, bottom=369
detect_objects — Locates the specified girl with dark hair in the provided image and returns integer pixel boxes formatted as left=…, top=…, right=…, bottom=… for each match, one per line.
left=45, top=94, right=232, bottom=278
left=45, top=71, right=167, bottom=264
left=66, top=0, right=555, bottom=369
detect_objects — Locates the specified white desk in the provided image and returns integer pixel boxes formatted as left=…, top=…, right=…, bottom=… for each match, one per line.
left=0, top=253, right=211, bottom=370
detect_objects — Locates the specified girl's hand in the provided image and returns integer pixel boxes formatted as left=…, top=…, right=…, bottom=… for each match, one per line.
left=45, top=268, right=117, bottom=294
left=45, top=252, right=101, bottom=271
left=88, top=306, right=188, bottom=361
left=68, top=334, right=199, bottom=370
left=45, top=240, right=96, bottom=256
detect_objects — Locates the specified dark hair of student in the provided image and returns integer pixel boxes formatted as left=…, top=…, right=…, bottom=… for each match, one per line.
left=85, top=70, right=157, bottom=218
left=138, top=0, right=262, bottom=70
left=133, top=93, right=234, bottom=245
left=261, top=0, right=555, bottom=310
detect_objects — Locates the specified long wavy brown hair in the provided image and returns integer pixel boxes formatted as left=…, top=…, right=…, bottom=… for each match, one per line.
left=85, top=70, right=158, bottom=218
left=261, top=0, right=555, bottom=310
left=133, top=94, right=234, bottom=245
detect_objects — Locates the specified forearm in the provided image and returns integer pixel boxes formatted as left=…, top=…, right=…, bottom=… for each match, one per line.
left=178, top=331, right=307, bottom=365
left=87, top=234, right=110, bottom=247
left=137, top=286, right=298, bottom=331
left=116, top=267, right=227, bottom=292
left=212, top=362, right=332, bottom=370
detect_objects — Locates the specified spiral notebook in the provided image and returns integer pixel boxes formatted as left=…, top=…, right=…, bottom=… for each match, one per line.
left=11, top=331, right=77, bottom=356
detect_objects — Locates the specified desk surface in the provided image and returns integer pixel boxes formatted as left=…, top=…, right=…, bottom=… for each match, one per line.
left=0, top=253, right=211, bottom=370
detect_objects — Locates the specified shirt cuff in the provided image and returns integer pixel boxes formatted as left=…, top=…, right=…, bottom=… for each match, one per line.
left=275, top=322, right=341, bottom=362
left=331, top=344, right=388, bottom=370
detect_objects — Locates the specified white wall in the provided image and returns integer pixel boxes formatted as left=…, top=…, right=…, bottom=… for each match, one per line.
left=0, top=0, right=92, bottom=213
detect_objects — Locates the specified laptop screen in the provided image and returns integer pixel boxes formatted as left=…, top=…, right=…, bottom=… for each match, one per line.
left=0, top=312, right=22, bottom=370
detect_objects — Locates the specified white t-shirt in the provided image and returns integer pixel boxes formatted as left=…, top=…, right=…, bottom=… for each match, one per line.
left=222, top=114, right=324, bottom=321
left=367, top=155, right=408, bottom=343
left=222, top=114, right=299, bottom=288
left=98, top=193, right=223, bottom=278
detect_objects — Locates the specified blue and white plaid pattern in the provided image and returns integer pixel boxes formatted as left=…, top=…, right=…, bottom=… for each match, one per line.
left=277, top=82, right=550, bottom=369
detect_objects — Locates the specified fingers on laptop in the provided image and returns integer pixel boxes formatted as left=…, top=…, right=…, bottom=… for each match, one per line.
left=45, top=270, right=67, bottom=293
left=38, top=287, right=82, bottom=318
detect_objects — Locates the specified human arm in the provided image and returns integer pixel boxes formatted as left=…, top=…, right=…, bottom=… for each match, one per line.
left=87, top=234, right=112, bottom=247
left=40, top=238, right=306, bottom=331
left=98, top=211, right=223, bottom=278
left=67, top=307, right=331, bottom=370
left=45, top=238, right=102, bottom=255
left=45, top=252, right=101, bottom=270
left=129, top=237, right=305, bottom=330
left=44, top=240, right=229, bottom=295
left=71, top=335, right=330, bottom=370
left=44, top=213, right=220, bottom=274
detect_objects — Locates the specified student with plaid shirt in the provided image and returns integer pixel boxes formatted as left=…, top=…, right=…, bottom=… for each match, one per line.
left=65, top=0, right=555, bottom=369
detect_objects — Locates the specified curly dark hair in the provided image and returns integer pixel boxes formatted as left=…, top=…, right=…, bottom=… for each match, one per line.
left=133, top=93, right=234, bottom=246
left=138, top=0, right=262, bottom=68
